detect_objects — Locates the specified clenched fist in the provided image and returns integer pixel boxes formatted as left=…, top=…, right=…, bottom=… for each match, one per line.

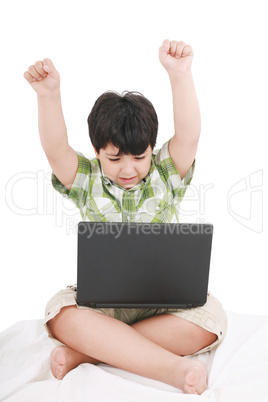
left=24, top=59, right=60, bottom=97
left=159, top=40, right=193, bottom=76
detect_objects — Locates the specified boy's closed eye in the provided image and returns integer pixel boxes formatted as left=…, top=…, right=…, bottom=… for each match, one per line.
left=108, top=156, right=146, bottom=161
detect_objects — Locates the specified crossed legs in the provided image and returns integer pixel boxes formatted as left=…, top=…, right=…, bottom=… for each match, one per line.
left=47, top=305, right=217, bottom=394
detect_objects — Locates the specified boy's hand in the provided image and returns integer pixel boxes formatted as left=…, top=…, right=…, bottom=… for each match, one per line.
left=24, top=59, right=60, bottom=97
left=159, top=40, right=193, bottom=77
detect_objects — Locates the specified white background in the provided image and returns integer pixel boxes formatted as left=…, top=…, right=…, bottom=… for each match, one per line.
left=1, top=0, right=267, bottom=332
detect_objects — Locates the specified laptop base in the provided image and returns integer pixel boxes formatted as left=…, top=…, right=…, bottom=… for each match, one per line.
left=77, top=302, right=204, bottom=309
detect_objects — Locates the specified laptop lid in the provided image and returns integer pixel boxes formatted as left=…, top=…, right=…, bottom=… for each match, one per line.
left=77, top=222, right=213, bottom=309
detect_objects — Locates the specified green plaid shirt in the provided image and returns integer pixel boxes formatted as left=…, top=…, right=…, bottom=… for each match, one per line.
left=52, top=140, right=194, bottom=223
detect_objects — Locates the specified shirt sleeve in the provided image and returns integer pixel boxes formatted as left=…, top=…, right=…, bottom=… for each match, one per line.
left=154, top=139, right=195, bottom=200
left=51, top=152, right=91, bottom=210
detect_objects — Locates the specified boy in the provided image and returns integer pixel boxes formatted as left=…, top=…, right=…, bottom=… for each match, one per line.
left=24, top=39, right=227, bottom=395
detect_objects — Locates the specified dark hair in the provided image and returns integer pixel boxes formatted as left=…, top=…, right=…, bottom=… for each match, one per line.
left=87, top=91, right=158, bottom=155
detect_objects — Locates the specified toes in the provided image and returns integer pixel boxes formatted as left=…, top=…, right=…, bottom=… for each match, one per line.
left=56, top=365, right=64, bottom=380
left=50, top=346, right=68, bottom=380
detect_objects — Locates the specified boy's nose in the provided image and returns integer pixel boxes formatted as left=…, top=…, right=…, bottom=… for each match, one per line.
left=120, top=162, right=136, bottom=176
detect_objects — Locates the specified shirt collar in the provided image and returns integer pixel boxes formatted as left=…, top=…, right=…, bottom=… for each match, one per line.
left=100, top=166, right=113, bottom=185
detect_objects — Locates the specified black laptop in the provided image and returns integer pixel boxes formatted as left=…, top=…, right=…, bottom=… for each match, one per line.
left=76, top=222, right=213, bottom=309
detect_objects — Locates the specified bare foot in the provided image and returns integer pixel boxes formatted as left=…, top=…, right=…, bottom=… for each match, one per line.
left=50, top=347, right=207, bottom=394
left=172, top=359, right=208, bottom=395
left=50, top=346, right=100, bottom=380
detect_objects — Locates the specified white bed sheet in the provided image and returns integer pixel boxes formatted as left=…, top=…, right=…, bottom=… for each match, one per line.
left=0, top=311, right=267, bottom=402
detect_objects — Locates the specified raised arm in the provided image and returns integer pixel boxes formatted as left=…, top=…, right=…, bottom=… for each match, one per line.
left=159, top=40, right=201, bottom=179
left=24, top=59, right=78, bottom=190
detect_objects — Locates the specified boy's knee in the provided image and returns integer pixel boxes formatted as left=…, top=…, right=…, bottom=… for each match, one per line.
left=47, top=305, right=76, bottom=339
left=192, top=325, right=218, bottom=353
left=47, top=315, right=60, bottom=339
left=201, top=329, right=218, bottom=348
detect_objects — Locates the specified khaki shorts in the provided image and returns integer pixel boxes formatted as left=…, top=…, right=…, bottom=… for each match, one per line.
left=45, top=286, right=227, bottom=356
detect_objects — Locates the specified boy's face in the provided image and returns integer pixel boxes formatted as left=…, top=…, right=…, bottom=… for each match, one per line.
left=94, top=143, right=153, bottom=190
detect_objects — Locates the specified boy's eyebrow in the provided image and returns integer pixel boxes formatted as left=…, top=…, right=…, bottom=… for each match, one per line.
left=105, top=149, right=149, bottom=157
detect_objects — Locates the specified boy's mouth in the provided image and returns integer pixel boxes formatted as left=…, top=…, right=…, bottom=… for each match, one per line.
left=119, top=176, right=137, bottom=184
